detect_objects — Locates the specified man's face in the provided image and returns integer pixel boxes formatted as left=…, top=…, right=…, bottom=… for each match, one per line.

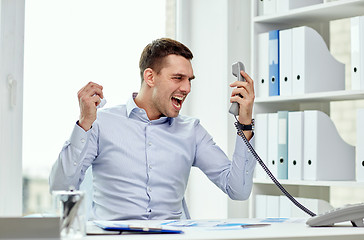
left=151, top=54, right=194, bottom=119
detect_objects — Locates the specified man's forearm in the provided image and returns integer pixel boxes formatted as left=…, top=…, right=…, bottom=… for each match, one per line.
left=49, top=144, right=83, bottom=191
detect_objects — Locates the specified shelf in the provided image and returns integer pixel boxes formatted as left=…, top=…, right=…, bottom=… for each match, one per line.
left=248, top=0, right=364, bottom=218
left=254, top=0, right=364, bottom=25
left=254, top=178, right=364, bottom=187
left=255, top=89, right=364, bottom=104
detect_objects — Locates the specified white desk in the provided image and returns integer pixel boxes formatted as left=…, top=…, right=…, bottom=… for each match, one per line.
left=83, top=219, right=364, bottom=240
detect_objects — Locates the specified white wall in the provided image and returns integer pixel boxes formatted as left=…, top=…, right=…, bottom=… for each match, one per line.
left=176, top=0, right=251, bottom=219
left=22, top=0, right=166, bottom=179
left=0, top=0, right=25, bottom=216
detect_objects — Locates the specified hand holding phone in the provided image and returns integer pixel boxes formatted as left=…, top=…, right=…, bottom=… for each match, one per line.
left=229, top=62, right=246, bottom=116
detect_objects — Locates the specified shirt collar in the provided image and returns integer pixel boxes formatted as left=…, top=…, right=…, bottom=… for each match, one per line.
left=126, top=92, right=175, bottom=125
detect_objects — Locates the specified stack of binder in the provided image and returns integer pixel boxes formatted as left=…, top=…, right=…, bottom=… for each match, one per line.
left=256, top=33, right=269, bottom=98
left=279, top=29, right=292, bottom=97
left=254, top=114, right=268, bottom=179
left=303, top=110, right=355, bottom=181
left=269, top=30, right=280, bottom=96
left=256, top=26, right=345, bottom=98
left=351, top=16, right=364, bottom=90
left=254, top=110, right=355, bottom=181
left=287, top=111, right=304, bottom=181
left=356, top=109, right=364, bottom=182
left=277, top=111, right=288, bottom=179
left=268, top=113, right=278, bottom=178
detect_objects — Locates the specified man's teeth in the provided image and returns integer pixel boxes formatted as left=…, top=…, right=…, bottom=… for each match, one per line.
left=173, top=96, right=184, bottom=101
left=172, top=96, right=183, bottom=108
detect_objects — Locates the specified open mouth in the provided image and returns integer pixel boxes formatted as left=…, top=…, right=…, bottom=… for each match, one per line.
left=171, top=95, right=184, bottom=110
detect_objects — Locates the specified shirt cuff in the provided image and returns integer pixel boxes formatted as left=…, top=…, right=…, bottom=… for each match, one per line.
left=69, top=122, right=89, bottom=151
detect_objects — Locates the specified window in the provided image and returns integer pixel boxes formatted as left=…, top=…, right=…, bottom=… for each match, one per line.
left=23, top=0, right=172, bottom=215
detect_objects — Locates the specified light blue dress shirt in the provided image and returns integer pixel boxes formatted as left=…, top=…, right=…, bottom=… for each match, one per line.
left=49, top=94, right=256, bottom=220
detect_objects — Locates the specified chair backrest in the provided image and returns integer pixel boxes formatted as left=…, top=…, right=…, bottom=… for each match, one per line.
left=181, top=197, right=190, bottom=219
left=79, top=167, right=190, bottom=219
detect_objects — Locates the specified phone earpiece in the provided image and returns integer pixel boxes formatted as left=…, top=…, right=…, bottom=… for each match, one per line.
left=229, top=61, right=246, bottom=116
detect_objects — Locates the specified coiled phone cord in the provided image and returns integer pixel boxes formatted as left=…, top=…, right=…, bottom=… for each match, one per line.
left=234, top=119, right=317, bottom=217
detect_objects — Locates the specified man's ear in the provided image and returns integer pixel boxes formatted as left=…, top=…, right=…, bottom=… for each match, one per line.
left=143, top=68, right=155, bottom=87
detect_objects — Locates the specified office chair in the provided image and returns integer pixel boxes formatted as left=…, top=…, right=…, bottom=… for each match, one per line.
left=80, top=166, right=190, bottom=220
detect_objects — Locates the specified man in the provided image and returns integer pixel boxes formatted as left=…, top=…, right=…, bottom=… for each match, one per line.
left=49, top=38, right=256, bottom=220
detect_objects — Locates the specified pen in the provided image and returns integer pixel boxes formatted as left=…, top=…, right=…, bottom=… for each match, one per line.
left=241, top=223, right=271, bottom=228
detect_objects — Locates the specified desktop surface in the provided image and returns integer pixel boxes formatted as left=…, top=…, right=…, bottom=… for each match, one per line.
left=83, top=218, right=364, bottom=240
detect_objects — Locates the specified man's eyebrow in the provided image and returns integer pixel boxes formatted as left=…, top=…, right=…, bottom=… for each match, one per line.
left=173, top=73, right=195, bottom=80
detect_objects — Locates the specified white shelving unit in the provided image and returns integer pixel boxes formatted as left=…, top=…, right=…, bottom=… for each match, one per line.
left=250, top=0, right=364, bottom=218
left=256, top=89, right=364, bottom=104
left=254, top=0, right=364, bottom=25
left=254, top=178, right=364, bottom=187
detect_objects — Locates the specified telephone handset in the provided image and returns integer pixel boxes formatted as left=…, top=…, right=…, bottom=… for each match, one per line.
left=230, top=61, right=364, bottom=227
left=229, top=62, right=246, bottom=116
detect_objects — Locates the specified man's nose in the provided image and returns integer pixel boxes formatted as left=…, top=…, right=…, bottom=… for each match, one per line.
left=180, top=79, right=191, bottom=93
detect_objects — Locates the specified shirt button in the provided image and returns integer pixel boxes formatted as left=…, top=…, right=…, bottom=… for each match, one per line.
left=148, top=142, right=152, bottom=146
left=148, top=187, right=152, bottom=192
left=81, top=138, right=85, bottom=143
left=73, top=162, right=77, bottom=166
left=139, top=109, right=143, bottom=113
left=246, top=171, right=249, bottom=175
left=149, top=165, right=152, bottom=170
left=148, top=122, right=152, bottom=125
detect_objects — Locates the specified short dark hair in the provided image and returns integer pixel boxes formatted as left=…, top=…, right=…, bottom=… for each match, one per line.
left=139, top=38, right=193, bottom=83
